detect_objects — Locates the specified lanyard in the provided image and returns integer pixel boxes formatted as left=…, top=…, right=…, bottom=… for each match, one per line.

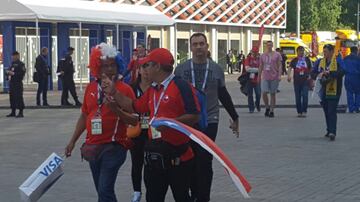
left=97, top=80, right=104, bottom=113
left=191, top=59, right=209, bottom=91
left=153, top=74, right=175, bottom=117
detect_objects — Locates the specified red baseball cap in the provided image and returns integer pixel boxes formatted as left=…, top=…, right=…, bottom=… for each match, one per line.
left=138, top=48, right=174, bottom=66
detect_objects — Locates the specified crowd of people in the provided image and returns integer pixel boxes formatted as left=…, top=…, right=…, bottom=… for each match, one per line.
left=3, top=32, right=360, bottom=201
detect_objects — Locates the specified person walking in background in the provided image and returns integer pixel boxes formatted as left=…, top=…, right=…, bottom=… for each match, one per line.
left=6, top=51, right=26, bottom=118
left=311, top=44, right=345, bottom=141
left=343, top=46, right=360, bottom=113
left=229, top=50, right=237, bottom=74
left=129, top=65, right=152, bottom=202
left=259, top=41, right=282, bottom=118
left=244, top=47, right=261, bottom=113
left=287, top=46, right=312, bottom=117
left=238, top=50, right=245, bottom=73
left=35, top=47, right=51, bottom=106
left=226, top=50, right=232, bottom=74
left=125, top=44, right=147, bottom=84
left=276, top=48, right=288, bottom=75
left=58, top=47, right=82, bottom=106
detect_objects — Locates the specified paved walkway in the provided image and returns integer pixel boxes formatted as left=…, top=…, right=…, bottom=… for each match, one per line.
left=0, top=74, right=347, bottom=109
left=0, top=74, right=358, bottom=202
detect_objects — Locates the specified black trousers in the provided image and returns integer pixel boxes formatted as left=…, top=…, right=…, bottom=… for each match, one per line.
left=9, top=82, right=24, bottom=110
left=321, top=98, right=340, bottom=135
left=36, top=77, right=48, bottom=105
left=130, top=130, right=147, bottom=192
left=190, top=123, right=219, bottom=202
left=144, top=159, right=193, bottom=202
left=61, top=77, right=78, bottom=104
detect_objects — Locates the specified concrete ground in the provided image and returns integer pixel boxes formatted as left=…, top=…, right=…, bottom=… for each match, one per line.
left=0, top=74, right=359, bottom=202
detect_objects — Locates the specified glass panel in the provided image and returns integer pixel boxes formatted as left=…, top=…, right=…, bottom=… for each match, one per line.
left=282, top=47, right=296, bottom=55
left=217, top=39, right=227, bottom=71
left=177, top=39, right=189, bottom=64
left=150, top=38, right=160, bottom=50
left=230, top=40, right=239, bottom=55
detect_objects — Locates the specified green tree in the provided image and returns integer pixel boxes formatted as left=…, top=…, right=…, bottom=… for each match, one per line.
left=339, top=0, right=358, bottom=30
left=286, top=0, right=345, bottom=32
left=286, top=0, right=297, bottom=32
left=318, top=0, right=343, bottom=30
left=300, top=0, right=320, bottom=31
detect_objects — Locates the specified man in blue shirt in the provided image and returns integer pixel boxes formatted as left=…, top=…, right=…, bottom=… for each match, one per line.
left=343, top=46, right=360, bottom=113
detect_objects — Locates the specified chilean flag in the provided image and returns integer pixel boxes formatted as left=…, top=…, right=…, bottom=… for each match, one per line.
left=151, top=117, right=252, bottom=198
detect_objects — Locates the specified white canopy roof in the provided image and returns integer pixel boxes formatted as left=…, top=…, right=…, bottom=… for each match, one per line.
left=0, top=0, right=175, bottom=26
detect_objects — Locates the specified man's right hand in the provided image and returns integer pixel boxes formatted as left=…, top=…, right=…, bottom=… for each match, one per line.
left=65, top=142, right=75, bottom=157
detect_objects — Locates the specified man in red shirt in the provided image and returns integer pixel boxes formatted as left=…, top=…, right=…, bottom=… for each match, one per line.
left=101, top=48, right=200, bottom=202
left=244, top=47, right=261, bottom=113
left=65, top=43, right=137, bottom=202
left=126, top=44, right=147, bottom=84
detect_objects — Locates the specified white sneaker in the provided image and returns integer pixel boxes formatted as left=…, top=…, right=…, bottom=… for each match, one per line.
left=131, top=191, right=141, bottom=202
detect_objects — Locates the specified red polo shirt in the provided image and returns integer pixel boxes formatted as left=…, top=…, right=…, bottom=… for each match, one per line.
left=82, top=80, right=135, bottom=146
left=133, top=75, right=200, bottom=161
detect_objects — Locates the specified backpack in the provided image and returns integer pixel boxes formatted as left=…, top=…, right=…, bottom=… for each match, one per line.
left=173, top=77, right=208, bottom=131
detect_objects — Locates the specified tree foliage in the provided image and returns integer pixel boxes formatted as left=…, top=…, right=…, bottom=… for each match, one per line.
left=286, top=0, right=354, bottom=32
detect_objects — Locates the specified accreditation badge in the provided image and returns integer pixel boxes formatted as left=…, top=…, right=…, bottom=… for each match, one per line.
left=91, top=115, right=102, bottom=135
left=250, top=73, right=255, bottom=79
left=150, top=126, right=162, bottom=139
left=140, top=116, right=150, bottom=129
left=265, top=64, right=271, bottom=71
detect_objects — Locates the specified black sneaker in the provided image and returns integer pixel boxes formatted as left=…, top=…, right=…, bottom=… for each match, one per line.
left=6, top=113, right=16, bottom=117
left=256, top=106, right=261, bottom=112
left=75, top=101, right=82, bottom=107
left=16, top=113, right=24, bottom=118
left=265, top=108, right=270, bottom=117
left=269, top=111, right=275, bottom=118
left=329, top=133, right=336, bottom=141
left=324, top=133, right=330, bottom=138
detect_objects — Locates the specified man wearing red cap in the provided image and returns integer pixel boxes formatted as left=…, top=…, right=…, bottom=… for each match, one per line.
left=101, top=48, right=200, bottom=202
left=244, top=47, right=261, bottom=113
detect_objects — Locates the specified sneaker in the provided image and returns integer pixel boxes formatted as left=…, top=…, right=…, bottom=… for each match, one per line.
left=6, top=113, right=16, bottom=117
left=269, top=111, right=275, bottom=118
left=43, top=103, right=50, bottom=107
left=324, top=133, right=330, bottom=138
left=297, top=113, right=302, bottom=118
left=329, top=133, right=336, bottom=141
left=356, top=110, right=360, bottom=113
left=75, top=101, right=82, bottom=107
left=16, top=113, right=24, bottom=118
left=131, top=191, right=141, bottom=202
left=256, top=106, right=261, bottom=112
left=302, top=113, right=307, bottom=117
left=265, top=108, right=270, bottom=117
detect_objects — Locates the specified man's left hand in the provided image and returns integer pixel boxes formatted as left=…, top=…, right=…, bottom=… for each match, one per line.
left=229, top=118, right=239, bottom=138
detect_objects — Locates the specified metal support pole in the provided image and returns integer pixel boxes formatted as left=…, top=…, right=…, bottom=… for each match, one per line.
left=79, top=22, right=83, bottom=92
left=296, top=0, right=301, bottom=38
left=36, top=18, right=40, bottom=54
left=357, top=0, right=359, bottom=38
left=116, top=24, right=119, bottom=49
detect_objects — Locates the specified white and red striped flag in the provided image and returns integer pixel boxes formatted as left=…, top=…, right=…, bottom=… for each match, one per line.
left=151, top=117, right=252, bottom=198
